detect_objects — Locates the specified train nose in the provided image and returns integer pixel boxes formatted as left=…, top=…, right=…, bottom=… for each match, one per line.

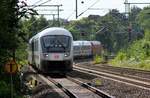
left=43, top=53, right=49, bottom=58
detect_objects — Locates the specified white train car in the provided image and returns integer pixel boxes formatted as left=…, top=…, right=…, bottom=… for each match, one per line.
left=73, top=40, right=92, bottom=58
left=28, top=27, right=73, bottom=74
left=90, top=41, right=102, bottom=56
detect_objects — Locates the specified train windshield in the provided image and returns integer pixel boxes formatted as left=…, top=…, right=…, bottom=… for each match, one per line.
left=41, top=35, right=71, bottom=52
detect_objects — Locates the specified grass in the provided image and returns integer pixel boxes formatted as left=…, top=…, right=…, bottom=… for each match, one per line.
left=93, top=55, right=104, bottom=64
left=109, top=59, right=150, bottom=71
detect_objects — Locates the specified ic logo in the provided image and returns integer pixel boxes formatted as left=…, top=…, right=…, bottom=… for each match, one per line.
left=54, top=54, right=59, bottom=59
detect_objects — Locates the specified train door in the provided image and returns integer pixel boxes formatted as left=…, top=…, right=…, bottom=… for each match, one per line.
left=31, top=40, right=35, bottom=64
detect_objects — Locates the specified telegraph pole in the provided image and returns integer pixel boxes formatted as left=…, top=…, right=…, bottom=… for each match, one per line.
left=52, top=14, right=55, bottom=26
left=125, top=0, right=130, bottom=17
left=76, top=0, right=78, bottom=19
left=57, top=5, right=60, bottom=26
left=124, top=0, right=150, bottom=17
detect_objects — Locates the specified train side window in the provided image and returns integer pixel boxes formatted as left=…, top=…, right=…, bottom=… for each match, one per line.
left=34, top=39, right=38, bottom=51
left=31, top=41, right=34, bottom=52
left=34, top=40, right=36, bottom=51
left=36, top=40, right=39, bottom=51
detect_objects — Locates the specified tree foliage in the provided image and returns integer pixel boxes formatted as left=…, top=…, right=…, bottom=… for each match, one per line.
left=65, top=9, right=130, bottom=53
left=110, top=6, right=150, bottom=70
left=20, top=16, right=49, bottom=41
left=0, top=0, right=37, bottom=65
left=0, top=0, right=18, bottom=59
left=0, top=0, right=37, bottom=97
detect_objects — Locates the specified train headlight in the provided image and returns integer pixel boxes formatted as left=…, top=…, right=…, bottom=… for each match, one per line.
left=43, top=54, right=49, bottom=58
left=64, top=52, right=70, bottom=57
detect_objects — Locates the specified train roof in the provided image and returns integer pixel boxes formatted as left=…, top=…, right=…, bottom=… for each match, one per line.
left=29, top=27, right=72, bottom=42
left=73, top=40, right=91, bottom=46
left=90, top=41, right=101, bottom=45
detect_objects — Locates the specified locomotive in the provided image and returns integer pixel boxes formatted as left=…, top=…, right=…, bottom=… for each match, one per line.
left=28, top=27, right=73, bottom=74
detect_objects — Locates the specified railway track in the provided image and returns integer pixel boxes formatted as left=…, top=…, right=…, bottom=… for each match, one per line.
left=74, top=61, right=150, bottom=84
left=25, top=66, right=113, bottom=98
left=76, top=62, right=150, bottom=82
left=74, top=65, right=150, bottom=91
left=93, top=64, right=150, bottom=77
left=46, top=76, right=113, bottom=98
left=75, top=63, right=150, bottom=83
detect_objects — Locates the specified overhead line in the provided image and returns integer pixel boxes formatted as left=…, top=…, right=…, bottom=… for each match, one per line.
left=78, top=0, right=100, bottom=17
left=67, top=11, right=75, bottom=20
left=27, top=4, right=63, bottom=7
left=124, top=2, right=150, bottom=4
left=32, top=0, right=44, bottom=5
left=35, top=9, right=63, bottom=11
left=32, top=0, right=52, bottom=8
left=88, top=8, right=110, bottom=11
left=36, top=13, right=58, bottom=15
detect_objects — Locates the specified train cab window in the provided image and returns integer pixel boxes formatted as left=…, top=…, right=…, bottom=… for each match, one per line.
left=41, top=35, right=71, bottom=52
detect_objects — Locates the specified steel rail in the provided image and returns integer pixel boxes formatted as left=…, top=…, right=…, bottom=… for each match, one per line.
left=74, top=61, right=150, bottom=82
left=47, top=77, right=78, bottom=98
left=98, top=64, right=150, bottom=74
left=74, top=66, right=150, bottom=91
left=75, top=64, right=150, bottom=83
left=67, top=76, right=114, bottom=98
left=28, top=66, right=77, bottom=98
left=28, top=65, right=113, bottom=97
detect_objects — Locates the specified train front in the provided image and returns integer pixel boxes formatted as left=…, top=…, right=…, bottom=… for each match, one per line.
left=40, top=28, right=73, bottom=73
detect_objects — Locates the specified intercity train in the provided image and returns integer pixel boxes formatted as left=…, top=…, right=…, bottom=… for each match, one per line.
left=28, top=27, right=73, bottom=74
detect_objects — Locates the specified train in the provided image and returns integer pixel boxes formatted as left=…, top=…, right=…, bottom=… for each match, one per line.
left=28, top=27, right=73, bottom=74
left=73, top=40, right=102, bottom=59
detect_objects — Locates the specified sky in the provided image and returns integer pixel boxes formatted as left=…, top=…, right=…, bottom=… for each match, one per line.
left=25, top=0, right=150, bottom=20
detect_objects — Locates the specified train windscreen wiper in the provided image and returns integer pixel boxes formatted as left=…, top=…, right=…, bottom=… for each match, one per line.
left=56, top=39, right=66, bottom=50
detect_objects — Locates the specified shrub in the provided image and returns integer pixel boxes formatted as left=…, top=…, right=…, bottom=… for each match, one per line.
left=0, top=81, right=11, bottom=98
left=94, top=55, right=103, bottom=64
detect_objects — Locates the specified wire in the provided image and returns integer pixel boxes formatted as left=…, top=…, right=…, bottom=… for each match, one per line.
left=88, top=8, right=109, bottom=11
left=32, top=0, right=52, bottom=8
left=78, top=0, right=100, bottom=17
left=32, top=0, right=44, bottom=5
left=66, top=11, right=75, bottom=20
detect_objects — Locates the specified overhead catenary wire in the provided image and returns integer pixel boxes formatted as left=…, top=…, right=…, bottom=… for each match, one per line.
left=78, top=0, right=100, bottom=17
left=66, top=11, right=75, bottom=20
left=88, top=8, right=110, bottom=11
left=31, top=0, right=53, bottom=8
left=21, top=0, right=53, bottom=16
left=32, top=0, right=44, bottom=5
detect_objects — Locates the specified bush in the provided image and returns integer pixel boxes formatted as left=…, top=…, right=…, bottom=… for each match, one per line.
left=93, top=55, right=103, bottom=64
left=110, top=37, right=150, bottom=70
left=0, top=81, right=11, bottom=98
left=115, top=52, right=127, bottom=61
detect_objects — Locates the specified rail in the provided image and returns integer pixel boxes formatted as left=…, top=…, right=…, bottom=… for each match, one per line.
left=74, top=66, right=150, bottom=90
left=67, top=76, right=114, bottom=98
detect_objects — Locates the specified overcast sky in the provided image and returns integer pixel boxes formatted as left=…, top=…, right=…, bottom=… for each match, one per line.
left=25, top=0, right=150, bottom=20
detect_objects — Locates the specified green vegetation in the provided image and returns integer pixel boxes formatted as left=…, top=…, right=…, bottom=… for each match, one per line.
left=110, top=33, right=150, bottom=70
left=110, top=7, right=150, bottom=70
left=0, top=0, right=37, bottom=97
left=93, top=55, right=104, bottom=64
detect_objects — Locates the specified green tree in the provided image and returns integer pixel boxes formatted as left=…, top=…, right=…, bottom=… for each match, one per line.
left=0, top=0, right=37, bottom=97
left=137, top=7, right=150, bottom=30
left=137, top=7, right=150, bottom=40
left=20, top=16, right=49, bottom=41
left=0, top=0, right=19, bottom=67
